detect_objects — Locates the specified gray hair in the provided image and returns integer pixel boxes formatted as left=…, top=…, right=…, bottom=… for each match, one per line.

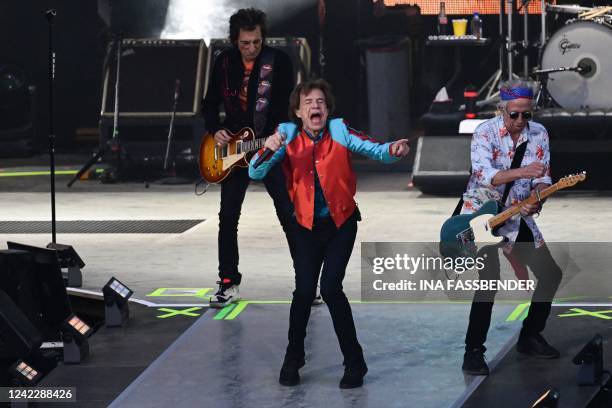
left=497, top=79, right=538, bottom=110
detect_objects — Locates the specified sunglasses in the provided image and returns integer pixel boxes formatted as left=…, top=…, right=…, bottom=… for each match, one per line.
left=506, top=110, right=533, bottom=120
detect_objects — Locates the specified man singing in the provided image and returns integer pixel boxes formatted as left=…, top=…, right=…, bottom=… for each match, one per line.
left=249, top=79, right=409, bottom=388
left=460, top=79, right=563, bottom=376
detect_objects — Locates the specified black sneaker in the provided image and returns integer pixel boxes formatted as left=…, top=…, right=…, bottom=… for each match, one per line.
left=209, top=279, right=240, bottom=309
left=279, top=354, right=305, bottom=387
left=462, top=348, right=489, bottom=376
left=339, top=363, right=368, bottom=389
left=517, top=333, right=560, bottom=359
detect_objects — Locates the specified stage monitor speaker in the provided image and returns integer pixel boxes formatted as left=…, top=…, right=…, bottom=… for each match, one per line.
left=412, top=135, right=471, bottom=196
left=5, top=244, right=73, bottom=330
left=204, top=37, right=311, bottom=95
left=0, top=288, right=43, bottom=360
left=101, top=38, right=207, bottom=117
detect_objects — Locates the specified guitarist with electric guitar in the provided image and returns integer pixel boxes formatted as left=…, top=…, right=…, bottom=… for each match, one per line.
left=449, top=80, right=569, bottom=377
left=201, top=8, right=295, bottom=308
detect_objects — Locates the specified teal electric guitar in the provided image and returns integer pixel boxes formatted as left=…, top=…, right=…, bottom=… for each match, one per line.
left=439, top=172, right=586, bottom=257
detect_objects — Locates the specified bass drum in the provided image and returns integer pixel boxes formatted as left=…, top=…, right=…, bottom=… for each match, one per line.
left=541, top=20, right=612, bottom=110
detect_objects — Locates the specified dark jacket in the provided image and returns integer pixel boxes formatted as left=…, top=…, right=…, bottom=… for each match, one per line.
left=202, top=45, right=294, bottom=138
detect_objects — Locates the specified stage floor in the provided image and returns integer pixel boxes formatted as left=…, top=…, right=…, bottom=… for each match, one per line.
left=2, top=160, right=612, bottom=407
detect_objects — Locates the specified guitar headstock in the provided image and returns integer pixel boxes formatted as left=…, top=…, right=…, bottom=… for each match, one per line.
left=557, top=171, right=587, bottom=189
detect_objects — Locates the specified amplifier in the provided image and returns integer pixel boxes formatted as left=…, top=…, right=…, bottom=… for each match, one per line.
left=101, top=38, right=207, bottom=117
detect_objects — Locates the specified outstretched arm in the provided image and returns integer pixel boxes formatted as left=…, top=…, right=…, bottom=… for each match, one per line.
left=337, top=121, right=409, bottom=163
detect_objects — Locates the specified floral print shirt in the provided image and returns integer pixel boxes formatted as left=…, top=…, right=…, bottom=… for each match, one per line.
left=460, top=115, right=552, bottom=247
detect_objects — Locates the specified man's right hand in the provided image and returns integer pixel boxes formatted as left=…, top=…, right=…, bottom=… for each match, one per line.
left=521, top=162, right=546, bottom=179
left=264, top=131, right=285, bottom=152
left=214, top=129, right=232, bottom=146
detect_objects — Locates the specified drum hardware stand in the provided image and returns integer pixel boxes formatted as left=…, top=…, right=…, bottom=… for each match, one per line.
left=475, top=0, right=509, bottom=106
left=67, top=33, right=125, bottom=187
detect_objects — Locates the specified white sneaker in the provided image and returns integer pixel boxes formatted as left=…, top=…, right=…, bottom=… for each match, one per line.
left=209, top=280, right=241, bottom=308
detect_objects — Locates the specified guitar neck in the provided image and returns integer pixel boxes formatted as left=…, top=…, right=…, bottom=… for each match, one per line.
left=488, top=183, right=560, bottom=228
left=240, top=137, right=267, bottom=153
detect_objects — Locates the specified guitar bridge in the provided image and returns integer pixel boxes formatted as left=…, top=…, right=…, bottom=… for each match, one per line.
left=456, top=228, right=475, bottom=245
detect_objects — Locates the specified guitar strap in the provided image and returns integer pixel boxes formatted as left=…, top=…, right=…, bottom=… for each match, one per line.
left=452, top=141, right=528, bottom=216
left=253, top=48, right=276, bottom=138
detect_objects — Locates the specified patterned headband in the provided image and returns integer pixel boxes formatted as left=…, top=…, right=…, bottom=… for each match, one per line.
left=500, top=87, right=534, bottom=101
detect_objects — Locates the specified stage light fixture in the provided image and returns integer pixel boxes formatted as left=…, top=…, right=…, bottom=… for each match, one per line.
left=61, top=314, right=92, bottom=364
left=573, top=333, right=604, bottom=386
left=103, top=277, right=133, bottom=327
left=9, top=359, right=43, bottom=386
left=531, top=388, right=560, bottom=408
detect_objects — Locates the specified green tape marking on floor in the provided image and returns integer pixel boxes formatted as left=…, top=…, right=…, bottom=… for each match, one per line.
left=506, top=302, right=530, bottom=321
left=147, top=288, right=212, bottom=298
left=0, top=169, right=104, bottom=177
left=224, top=301, right=249, bottom=320
left=214, top=304, right=236, bottom=320
left=558, top=308, right=612, bottom=320
left=157, top=307, right=203, bottom=319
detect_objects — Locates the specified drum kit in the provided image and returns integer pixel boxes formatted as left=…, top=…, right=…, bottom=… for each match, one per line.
left=481, top=1, right=612, bottom=110
left=537, top=3, right=612, bottom=109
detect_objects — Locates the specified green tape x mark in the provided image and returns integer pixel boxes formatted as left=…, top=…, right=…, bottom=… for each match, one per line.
left=558, top=308, right=612, bottom=320
left=157, top=307, right=203, bottom=319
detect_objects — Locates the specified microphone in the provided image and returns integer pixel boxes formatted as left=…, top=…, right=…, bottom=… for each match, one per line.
left=173, top=79, right=181, bottom=101
left=253, top=132, right=285, bottom=169
left=45, top=9, right=57, bottom=22
left=252, top=148, right=273, bottom=169
left=576, top=63, right=592, bottom=76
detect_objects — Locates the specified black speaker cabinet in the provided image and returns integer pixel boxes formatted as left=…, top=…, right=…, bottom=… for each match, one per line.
left=204, top=37, right=311, bottom=95
left=412, top=135, right=471, bottom=195
left=99, top=38, right=207, bottom=168
left=101, top=38, right=207, bottom=117
left=0, top=288, right=43, bottom=359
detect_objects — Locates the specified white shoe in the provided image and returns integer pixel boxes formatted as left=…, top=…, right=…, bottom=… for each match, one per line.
left=209, top=281, right=241, bottom=308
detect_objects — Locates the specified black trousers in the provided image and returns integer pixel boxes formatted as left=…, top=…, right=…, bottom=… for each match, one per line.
left=465, top=221, right=563, bottom=351
left=286, top=211, right=365, bottom=367
left=218, top=165, right=295, bottom=284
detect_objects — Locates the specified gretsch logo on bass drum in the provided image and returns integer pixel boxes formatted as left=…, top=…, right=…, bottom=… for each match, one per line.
left=559, top=36, right=581, bottom=55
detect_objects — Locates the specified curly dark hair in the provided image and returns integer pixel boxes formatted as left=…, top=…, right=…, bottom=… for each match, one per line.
left=289, top=79, right=336, bottom=124
left=229, top=8, right=267, bottom=44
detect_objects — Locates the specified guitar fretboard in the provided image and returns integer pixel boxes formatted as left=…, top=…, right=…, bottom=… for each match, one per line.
left=240, top=137, right=267, bottom=153
left=487, top=171, right=586, bottom=228
left=488, top=184, right=559, bottom=228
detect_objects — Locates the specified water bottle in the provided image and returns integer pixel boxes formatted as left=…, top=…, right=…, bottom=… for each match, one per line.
left=471, top=12, right=482, bottom=40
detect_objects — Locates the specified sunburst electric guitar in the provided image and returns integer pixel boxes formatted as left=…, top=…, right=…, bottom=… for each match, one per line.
left=439, top=172, right=587, bottom=257
left=198, top=127, right=266, bottom=184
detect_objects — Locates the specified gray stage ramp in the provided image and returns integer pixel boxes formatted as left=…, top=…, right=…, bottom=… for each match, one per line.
left=462, top=305, right=612, bottom=408
left=110, top=303, right=517, bottom=408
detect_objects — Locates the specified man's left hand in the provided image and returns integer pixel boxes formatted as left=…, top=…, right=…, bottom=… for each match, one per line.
left=390, top=139, right=410, bottom=157
left=520, top=184, right=548, bottom=216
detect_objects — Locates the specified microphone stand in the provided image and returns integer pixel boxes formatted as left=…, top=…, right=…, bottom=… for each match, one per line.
left=153, top=79, right=191, bottom=185
left=43, top=9, right=85, bottom=287
left=46, top=9, right=57, bottom=243
left=67, top=33, right=124, bottom=187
